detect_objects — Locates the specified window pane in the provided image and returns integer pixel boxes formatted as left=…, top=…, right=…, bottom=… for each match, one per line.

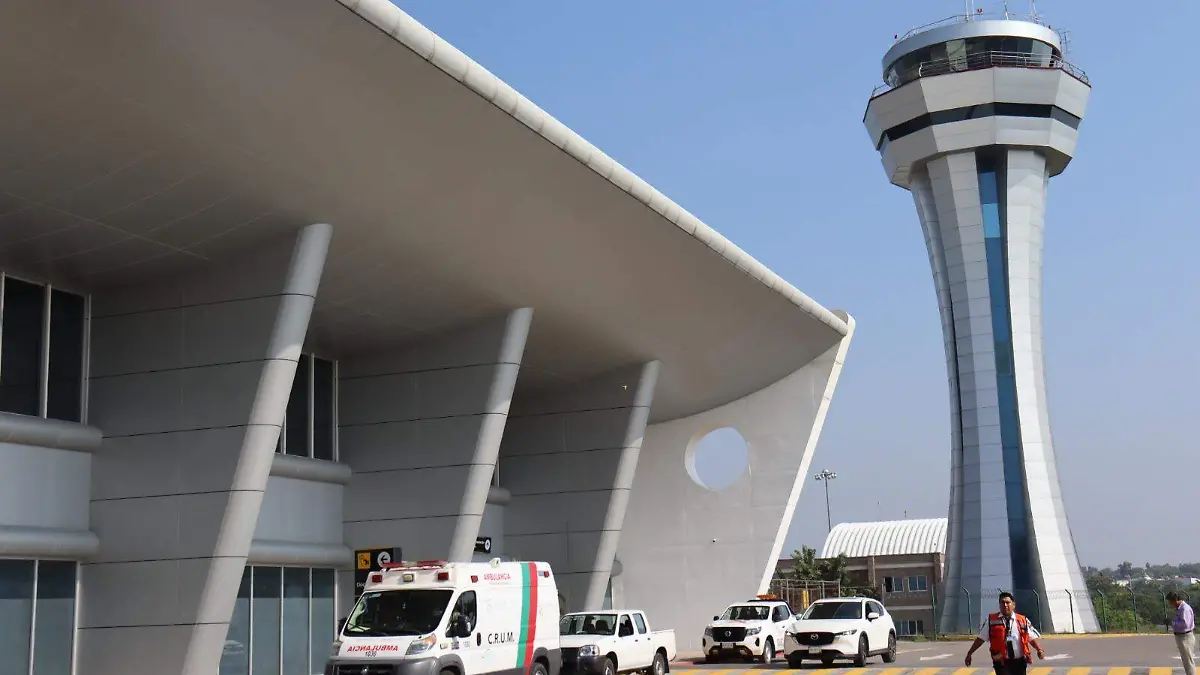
left=312, top=358, right=335, bottom=461
left=47, top=290, right=85, bottom=423
left=285, top=356, right=310, bottom=457
left=309, top=569, right=336, bottom=672
left=221, top=567, right=251, bottom=675
left=252, top=567, right=282, bottom=675
left=282, top=568, right=310, bottom=675
left=0, top=278, right=45, bottom=416
left=32, top=561, right=75, bottom=675
left=0, top=559, right=34, bottom=675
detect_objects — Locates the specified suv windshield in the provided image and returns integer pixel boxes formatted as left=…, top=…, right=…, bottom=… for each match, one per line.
left=560, top=613, right=618, bottom=636
left=721, top=605, right=771, bottom=621
left=343, top=589, right=454, bottom=637
left=801, top=601, right=863, bottom=620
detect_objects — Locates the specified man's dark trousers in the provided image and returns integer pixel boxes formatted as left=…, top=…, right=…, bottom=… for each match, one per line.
left=993, top=659, right=1028, bottom=675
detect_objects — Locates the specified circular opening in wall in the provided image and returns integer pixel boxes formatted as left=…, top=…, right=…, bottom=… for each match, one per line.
left=686, top=427, right=749, bottom=491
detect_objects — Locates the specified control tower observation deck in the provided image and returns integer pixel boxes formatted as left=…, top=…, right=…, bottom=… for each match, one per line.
left=863, top=12, right=1098, bottom=634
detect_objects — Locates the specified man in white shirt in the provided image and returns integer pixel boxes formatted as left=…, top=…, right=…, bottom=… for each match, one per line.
left=964, top=592, right=1046, bottom=675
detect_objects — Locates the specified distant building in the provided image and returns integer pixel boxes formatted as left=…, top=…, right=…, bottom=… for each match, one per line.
left=778, top=519, right=947, bottom=637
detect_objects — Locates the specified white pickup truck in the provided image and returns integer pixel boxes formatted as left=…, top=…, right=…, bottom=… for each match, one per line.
left=702, top=596, right=796, bottom=664
left=559, top=610, right=677, bottom=675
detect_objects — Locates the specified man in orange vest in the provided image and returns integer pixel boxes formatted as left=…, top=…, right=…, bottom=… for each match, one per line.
left=964, top=592, right=1046, bottom=675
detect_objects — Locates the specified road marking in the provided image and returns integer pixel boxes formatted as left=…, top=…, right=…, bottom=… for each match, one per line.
left=949, top=667, right=980, bottom=675
left=1149, top=668, right=1177, bottom=675
left=902, top=647, right=935, bottom=653
left=1065, top=667, right=1090, bottom=675
left=912, top=668, right=945, bottom=675
left=1042, top=654, right=1072, bottom=661
left=919, top=654, right=955, bottom=661
left=1029, top=667, right=1055, bottom=675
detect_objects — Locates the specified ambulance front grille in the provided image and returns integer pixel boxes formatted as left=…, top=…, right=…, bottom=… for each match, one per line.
left=332, top=665, right=395, bottom=675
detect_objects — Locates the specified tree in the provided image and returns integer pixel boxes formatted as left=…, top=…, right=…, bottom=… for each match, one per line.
left=1116, top=561, right=1134, bottom=580
left=788, top=546, right=856, bottom=592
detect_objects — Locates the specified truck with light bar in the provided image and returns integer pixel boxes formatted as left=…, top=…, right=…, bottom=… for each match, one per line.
left=326, top=558, right=560, bottom=675
left=701, top=595, right=796, bottom=664
left=558, top=610, right=675, bottom=675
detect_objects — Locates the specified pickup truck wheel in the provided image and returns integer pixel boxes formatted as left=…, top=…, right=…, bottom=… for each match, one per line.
left=852, top=635, right=869, bottom=667
left=882, top=632, right=897, bottom=663
left=758, top=638, right=775, bottom=665
left=601, top=657, right=615, bottom=675
left=648, top=651, right=667, bottom=675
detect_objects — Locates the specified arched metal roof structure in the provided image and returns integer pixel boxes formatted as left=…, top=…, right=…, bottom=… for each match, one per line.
left=821, top=518, right=947, bottom=558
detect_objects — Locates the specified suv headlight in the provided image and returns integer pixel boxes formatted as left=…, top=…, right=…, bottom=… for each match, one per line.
left=834, top=629, right=858, bottom=637
left=578, top=645, right=599, bottom=657
left=406, top=634, right=438, bottom=655
left=746, top=627, right=761, bottom=636
left=703, top=627, right=713, bottom=637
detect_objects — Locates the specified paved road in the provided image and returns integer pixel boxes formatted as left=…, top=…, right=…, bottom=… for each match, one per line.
left=674, top=634, right=1190, bottom=672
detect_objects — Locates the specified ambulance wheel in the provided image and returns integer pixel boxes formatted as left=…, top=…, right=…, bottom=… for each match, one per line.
left=530, top=662, right=549, bottom=675
left=601, top=657, right=615, bottom=675
left=759, top=638, right=775, bottom=665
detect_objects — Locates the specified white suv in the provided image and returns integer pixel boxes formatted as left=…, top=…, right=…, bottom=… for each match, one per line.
left=783, top=597, right=897, bottom=667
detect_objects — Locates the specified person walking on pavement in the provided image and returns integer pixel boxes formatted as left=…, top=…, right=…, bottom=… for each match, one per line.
left=964, top=592, right=1046, bottom=675
left=1166, top=591, right=1195, bottom=675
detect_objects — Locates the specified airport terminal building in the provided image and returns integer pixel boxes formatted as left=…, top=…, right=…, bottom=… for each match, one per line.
left=0, top=1, right=852, bottom=673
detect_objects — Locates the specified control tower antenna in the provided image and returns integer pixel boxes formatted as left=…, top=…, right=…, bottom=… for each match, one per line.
left=1003, top=0, right=1011, bottom=19
left=1030, top=0, right=1039, bottom=20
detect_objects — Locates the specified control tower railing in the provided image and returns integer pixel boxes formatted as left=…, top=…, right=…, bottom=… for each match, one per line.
left=869, top=49, right=1089, bottom=98
left=895, top=11, right=1052, bottom=43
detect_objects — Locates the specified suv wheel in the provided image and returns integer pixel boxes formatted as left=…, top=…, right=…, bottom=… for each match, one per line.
left=882, top=632, right=897, bottom=663
left=853, top=635, right=869, bottom=667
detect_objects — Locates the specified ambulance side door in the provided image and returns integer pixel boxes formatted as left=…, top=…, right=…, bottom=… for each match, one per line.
left=451, top=590, right=484, bottom=673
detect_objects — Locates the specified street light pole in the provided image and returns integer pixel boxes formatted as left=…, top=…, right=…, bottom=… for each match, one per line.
left=813, top=469, right=837, bottom=533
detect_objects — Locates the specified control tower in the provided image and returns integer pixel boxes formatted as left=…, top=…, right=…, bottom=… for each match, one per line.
left=863, top=9, right=1098, bottom=634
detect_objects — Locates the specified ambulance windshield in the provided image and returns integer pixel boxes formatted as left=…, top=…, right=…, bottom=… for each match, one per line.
left=343, top=589, right=454, bottom=637
left=560, top=613, right=619, bottom=636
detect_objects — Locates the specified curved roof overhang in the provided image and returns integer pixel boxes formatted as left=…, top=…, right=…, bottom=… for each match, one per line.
left=0, top=0, right=847, bottom=422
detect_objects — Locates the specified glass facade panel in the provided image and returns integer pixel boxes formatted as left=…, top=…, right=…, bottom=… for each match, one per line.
left=977, top=151, right=1033, bottom=592
left=285, top=356, right=310, bottom=457
left=0, top=560, right=35, bottom=675
left=252, top=567, right=282, bottom=675
left=310, top=569, right=336, bottom=671
left=0, top=278, right=46, bottom=416
left=885, top=36, right=1061, bottom=86
left=282, top=568, right=310, bottom=675
left=46, top=289, right=86, bottom=423
left=32, top=561, right=76, bottom=675
left=222, top=568, right=251, bottom=675
left=312, top=358, right=335, bottom=461
left=223, top=566, right=337, bottom=675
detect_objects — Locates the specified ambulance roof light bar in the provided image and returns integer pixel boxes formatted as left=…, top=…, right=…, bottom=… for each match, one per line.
left=380, top=560, right=448, bottom=570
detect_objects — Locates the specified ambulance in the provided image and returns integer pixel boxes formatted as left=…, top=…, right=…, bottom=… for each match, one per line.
left=326, top=559, right=561, bottom=675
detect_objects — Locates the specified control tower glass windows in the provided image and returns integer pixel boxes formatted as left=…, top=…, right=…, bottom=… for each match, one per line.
left=885, top=37, right=1057, bottom=87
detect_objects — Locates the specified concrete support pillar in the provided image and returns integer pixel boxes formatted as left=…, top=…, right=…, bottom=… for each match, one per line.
left=337, top=308, right=532, bottom=579
left=79, top=224, right=331, bottom=675
left=500, top=362, right=660, bottom=611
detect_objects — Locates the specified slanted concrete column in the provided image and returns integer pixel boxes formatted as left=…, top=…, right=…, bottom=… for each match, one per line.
left=500, top=362, right=660, bottom=611
left=338, top=308, right=532, bottom=578
left=79, top=224, right=331, bottom=675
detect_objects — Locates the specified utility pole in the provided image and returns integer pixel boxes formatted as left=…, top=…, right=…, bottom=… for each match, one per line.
left=813, top=469, right=837, bottom=533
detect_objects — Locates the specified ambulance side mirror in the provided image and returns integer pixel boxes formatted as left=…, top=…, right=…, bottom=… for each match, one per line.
left=337, top=617, right=348, bottom=633
left=713, top=615, right=719, bottom=621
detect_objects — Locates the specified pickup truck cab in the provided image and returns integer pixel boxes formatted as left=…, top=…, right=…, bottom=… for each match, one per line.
left=783, top=597, right=897, bottom=668
left=701, top=596, right=795, bottom=664
left=559, top=610, right=676, bottom=675
left=327, top=559, right=560, bottom=675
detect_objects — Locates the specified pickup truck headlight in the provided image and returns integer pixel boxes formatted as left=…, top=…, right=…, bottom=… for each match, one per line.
left=578, top=645, right=599, bottom=657
left=703, top=627, right=713, bottom=637
left=746, top=627, right=761, bottom=636
left=406, top=634, right=438, bottom=655
left=834, top=629, right=858, bottom=637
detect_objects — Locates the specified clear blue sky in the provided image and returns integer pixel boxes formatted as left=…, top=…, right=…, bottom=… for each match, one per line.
left=392, top=0, right=1199, bottom=567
